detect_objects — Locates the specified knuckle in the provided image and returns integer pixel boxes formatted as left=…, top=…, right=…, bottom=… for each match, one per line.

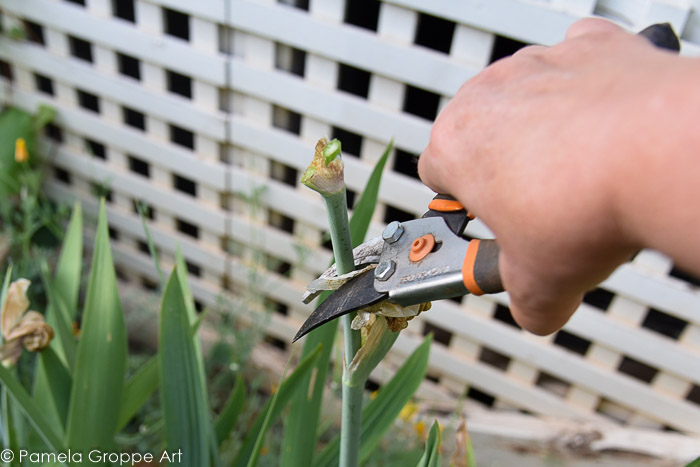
left=428, top=117, right=451, bottom=156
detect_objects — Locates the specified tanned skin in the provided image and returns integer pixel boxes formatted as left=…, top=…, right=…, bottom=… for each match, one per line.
left=418, top=18, right=700, bottom=334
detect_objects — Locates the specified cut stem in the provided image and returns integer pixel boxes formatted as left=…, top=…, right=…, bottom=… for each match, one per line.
left=302, top=138, right=363, bottom=467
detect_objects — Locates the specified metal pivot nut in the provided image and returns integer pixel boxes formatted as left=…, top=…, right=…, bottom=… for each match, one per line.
left=382, top=221, right=404, bottom=244
left=375, top=260, right=396, bottom=281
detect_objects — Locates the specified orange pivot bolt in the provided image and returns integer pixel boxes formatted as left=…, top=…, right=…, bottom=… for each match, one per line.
left=409, top=234, right=435, bottom=262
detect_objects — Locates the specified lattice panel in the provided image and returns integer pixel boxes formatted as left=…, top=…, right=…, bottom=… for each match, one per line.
left=2, top=0, right=700, bottom=435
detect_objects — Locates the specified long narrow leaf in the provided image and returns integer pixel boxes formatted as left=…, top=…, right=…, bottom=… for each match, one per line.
left=282, top=142, right=392, bottom=466
left=32, top=204, right=81, bottom=445
left=159, top=267, right=210, bottom=466
left=416, top=421, right=442, bottom=467
left=1, top=388, right=15, bottom=461
left=66, top=199, right=128, bottom=452
left=0, top=269, right=17, bottom=459
left=136, top=200, right=166, bottom=288
left=174, top=246, right=197, bottom=325
left=348, top=140, right=392, bottom=245
left=3, top=387, right=28, bottom=466
left=54, top=202, right=83, bottom=315
left=0, top=265, right=13, bottom=342
left=314, top=335, right=432, bottom=466
left=235, top=344, right=322, bottom=467
left=0, top=364, right=65, bottom=453
left=175, top=247, right=219, bottom=463
left=247, top=373, right=284, bottom=467
left=116, top=356, right=159, bottom=432
left=215, top=374, right=246, bottom=445
left=40, top=263, right=77, bottom=371
left=280, top=317, right=336, bottom=465
left=38, top=347, right=72, bottom=429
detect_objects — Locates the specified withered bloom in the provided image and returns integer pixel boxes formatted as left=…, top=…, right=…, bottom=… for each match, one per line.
left=0, top=279, right=54, bottom=366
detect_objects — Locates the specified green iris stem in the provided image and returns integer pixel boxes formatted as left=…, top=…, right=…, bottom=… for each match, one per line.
left=322, top=190, right=362, bottom=467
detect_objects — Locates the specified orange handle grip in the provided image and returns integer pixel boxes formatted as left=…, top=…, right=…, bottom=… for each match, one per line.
left=462, top=239, right=503, bottom=295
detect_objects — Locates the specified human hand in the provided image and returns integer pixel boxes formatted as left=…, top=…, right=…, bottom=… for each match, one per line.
left=418, top=18, right=687, bottom=334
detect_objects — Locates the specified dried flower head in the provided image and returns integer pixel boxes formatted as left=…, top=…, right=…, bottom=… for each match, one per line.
left=301, top=137, right=345, bottom=196
left=0, top=279, right=54, bottom=366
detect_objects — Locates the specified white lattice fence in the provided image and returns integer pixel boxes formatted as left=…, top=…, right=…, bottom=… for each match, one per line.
left=2, top=0, right=700, bottom=436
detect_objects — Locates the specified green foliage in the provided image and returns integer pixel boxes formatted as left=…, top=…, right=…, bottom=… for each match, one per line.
left=314, top=335, right=433, bottom=467
left=416, top=421, right=442, bottom=467
left=0, top=105, right=67, bottom=304
left=234, top=345, right=321, bottom=467
left=282, top=139, right=438, bottom=467
left=344, top=316, right=400, bottom=387
left=117, top=356, right=159, bottom=432
left=282, top=140, right=393, bottom=467
left=0, top=201, right=357, bottom=466
left=215, top=375, right=246, bottom=445
left=0, top=138, right=438, bottom=466
left=7, top=25, right=26, bottom=41
left=0, top=105, right=55, bottom=197
left=0, top=107, right=37, bottom=196
left=65, top=201, right=127, bottom=453
left=0, top=363, right=65, bottom=453
left=160, top=268, right=212, bottom=466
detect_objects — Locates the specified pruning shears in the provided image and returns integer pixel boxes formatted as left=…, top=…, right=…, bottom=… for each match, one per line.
left=292, top=23, right=680, bottom=343
left=293, top=195, right=502, bottom=342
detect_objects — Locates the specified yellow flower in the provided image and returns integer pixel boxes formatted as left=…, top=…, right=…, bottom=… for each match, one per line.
left=0, top=279, right=54, bottom=366
left=413, top=420, right=426, bottom=439
left=14, top=137, right=29, bottom=163
left=399, top=401, right=419, bottom=422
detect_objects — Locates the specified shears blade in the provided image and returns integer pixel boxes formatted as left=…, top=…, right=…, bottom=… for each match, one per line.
left=292, top=269, right=387, bottom=342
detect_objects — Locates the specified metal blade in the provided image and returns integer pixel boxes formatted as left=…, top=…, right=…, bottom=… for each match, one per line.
left=301, top=235, right=385, bottom=304
left=293, top=269, right=387, bottom=342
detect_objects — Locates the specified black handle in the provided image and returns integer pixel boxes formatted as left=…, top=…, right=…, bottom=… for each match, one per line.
left=463, top=239, right=503, bottom=295
left=423, top=194, right=471, bottom=236
left=638, top=23, right=680, bottom=52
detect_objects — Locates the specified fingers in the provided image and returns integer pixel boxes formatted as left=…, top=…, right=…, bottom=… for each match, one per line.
left=498, top=252, right=582, bottom=335
left=566, top=17, right=625, bottom=40
left=510, top=299, right=581, bottom=336
left=417, top=146, right=454, bottom=196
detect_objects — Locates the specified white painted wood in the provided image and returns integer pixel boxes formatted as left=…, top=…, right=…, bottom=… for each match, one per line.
left=384, top=0, right=579, bottom=45
left=3, top=0, right=227, bottom=85
left=0, top=40, right=226, bottom=140
left=230, top=0, right=477, bottom=96
left=231, top=58, right=431, bottom=153
left=144, top=0, right=227, bottom=22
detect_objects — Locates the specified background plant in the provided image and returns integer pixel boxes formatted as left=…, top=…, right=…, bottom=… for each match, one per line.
left=0, top=200, right=320, bottom=466
left=0, top=104, right=68, bottom=305
left=0, top=140, right=454, bottom=467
